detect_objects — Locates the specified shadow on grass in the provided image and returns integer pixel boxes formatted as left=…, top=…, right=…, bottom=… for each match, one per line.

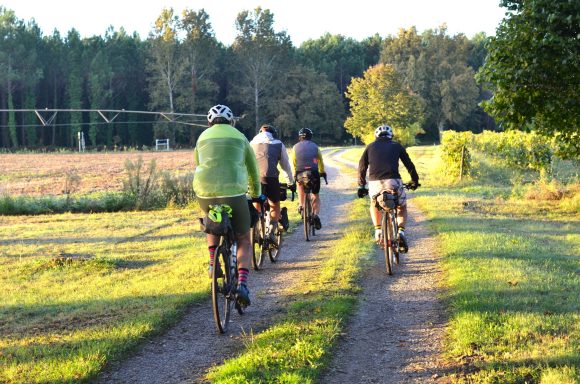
left=0, top=291, right=207, bottom=361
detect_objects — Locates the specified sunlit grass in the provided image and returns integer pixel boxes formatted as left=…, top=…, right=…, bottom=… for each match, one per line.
left=0, top=208, right=208, bottom=383
left=409, top=146, right=579, bottom=383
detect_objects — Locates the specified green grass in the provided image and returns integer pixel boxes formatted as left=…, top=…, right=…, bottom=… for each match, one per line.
left=0, top=208, right=209, bottom=383
left=206, top=180, right=374, bottom=383
left=409, top=146, right=579, bottom=383
left=338, top=146, right=364, bottom=164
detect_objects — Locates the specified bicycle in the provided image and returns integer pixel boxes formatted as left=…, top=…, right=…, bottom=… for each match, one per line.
left=251, top=184, right=294, bottom=269
left=199, top=204, right=245, bottom=333
left=296, top=172, right=327, bottom=241
left=359, top=182, right=418, bottom=275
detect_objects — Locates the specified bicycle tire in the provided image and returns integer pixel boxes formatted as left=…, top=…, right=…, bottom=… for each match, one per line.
left=212, top=244, right=233, bottom=333
left=303, top=194, right=310, bottom=241
left=309, top=197, right=316, bottom=237
left=251, top=217, right=265, bottom=270
left=269, top=226, right=282, bottom=262
left=392, top=212, right=400, bottom=265
left=382, top=212, right=393, bottom=275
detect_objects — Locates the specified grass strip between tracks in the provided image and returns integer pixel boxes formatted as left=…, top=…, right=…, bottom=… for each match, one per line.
left=206, top=195, right=373, bottom=383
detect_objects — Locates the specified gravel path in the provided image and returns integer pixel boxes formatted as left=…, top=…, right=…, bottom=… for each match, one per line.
left=97, top=149, right=446, bottom=383
left=323, top=152, right=446, bottom=383
left=96, top=151, right=356, bottom=384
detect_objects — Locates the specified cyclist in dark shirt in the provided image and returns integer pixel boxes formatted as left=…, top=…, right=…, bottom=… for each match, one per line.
left=357, top=124, right=419, bottom=248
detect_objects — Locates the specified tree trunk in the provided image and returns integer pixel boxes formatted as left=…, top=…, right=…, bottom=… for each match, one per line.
left=254, top=83, right=259, bottom=133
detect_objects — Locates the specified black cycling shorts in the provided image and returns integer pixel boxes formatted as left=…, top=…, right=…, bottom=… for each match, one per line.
left=296, top=170, right=320, bottom=194
left=261, top=177, right=281, bottom=203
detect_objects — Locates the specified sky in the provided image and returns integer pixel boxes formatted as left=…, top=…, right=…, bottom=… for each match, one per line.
left=1, top=0, right=507, bottom=45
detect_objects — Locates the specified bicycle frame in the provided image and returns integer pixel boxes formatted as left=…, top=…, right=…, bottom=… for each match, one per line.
left=375, top=190, right=401, bottom=275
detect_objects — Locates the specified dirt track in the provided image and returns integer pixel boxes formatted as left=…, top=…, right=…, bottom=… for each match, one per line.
left=97, top=150, right=446, bottom=383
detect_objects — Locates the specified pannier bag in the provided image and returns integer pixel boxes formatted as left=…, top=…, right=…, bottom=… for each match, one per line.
left=279, top=184, right=288, bottom=201
left=199, top=204, right=233, bottom=235
left=374, top=190, right=398, bottom=210
left=296, top=171, right=313, bottom=191
left=248, top=201, right=260, bottom=227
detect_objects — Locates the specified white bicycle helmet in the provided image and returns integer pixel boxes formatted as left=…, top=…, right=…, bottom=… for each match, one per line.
left=374, top=124, right=393, bottom=139
left=207, top=104, right=233, bottom=124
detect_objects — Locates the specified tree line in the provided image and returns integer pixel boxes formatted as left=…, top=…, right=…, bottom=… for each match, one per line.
left=0, top=6, right=492, bottom=150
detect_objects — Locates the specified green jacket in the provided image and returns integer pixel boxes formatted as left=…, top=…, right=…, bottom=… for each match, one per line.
left=193, top=124, right=260, bottom=198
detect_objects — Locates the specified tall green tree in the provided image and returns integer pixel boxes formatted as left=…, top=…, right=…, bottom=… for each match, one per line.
left=268, top=65, right=345, bottom=142
left=87, top=42, right=113, bottom=146
left=19, top=20, right=43, bottom=147
left=179, top=8, right=219, bottom=144
left=345, top=63, right=424, bottom=145
left=478, top=0, right=580, bottom=158
left=146, top=8, right=188, bottom=143
left=105, top=28, right=149, bottom=146
left=0, top=7, right=23, bottom=147
left=298, top=34, right=372, bottom=99
left=381, top=26, right=480, bottom=141
left=230, top=7, right=293, bottom=132
left=65, top=29, right=84, bottom=148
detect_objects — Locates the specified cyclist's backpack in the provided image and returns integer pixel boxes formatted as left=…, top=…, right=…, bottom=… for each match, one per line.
left=199, top=204, right=232, bottom=235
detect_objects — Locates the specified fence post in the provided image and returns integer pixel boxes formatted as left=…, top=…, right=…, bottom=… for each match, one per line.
left=459, top=145, right=465, bottom=181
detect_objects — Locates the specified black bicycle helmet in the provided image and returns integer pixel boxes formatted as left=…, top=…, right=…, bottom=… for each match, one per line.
left=298, top=127, right=313, bottom=140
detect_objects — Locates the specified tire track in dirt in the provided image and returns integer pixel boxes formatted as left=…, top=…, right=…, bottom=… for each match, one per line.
left=323, top=151, right=446, bottom=383
left=96, top=151, right=355, bottom=383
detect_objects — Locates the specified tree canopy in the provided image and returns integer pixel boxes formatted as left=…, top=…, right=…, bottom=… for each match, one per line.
left=0, top=6, right=495, bottom=149
left=477, top=0, right=580, bottom=158
left=344, top=63, right=424, bottom=146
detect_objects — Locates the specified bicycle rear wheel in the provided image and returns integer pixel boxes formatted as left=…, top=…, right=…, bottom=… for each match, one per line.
left=382, top=213, right=393, bottom=275
left=303, top=195, right=310, bottom=241
left=251, top=217, right=265, bottom=270
left=212, top=244, right=233, bottom=333
left=269, top=226, right=282, bottom=262
left=392, top=213, right=400, bottom=265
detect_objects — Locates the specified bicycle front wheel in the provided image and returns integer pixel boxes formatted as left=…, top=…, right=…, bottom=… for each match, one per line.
left=382, top=212, right=393, bottom=275
left=251, top=218, right=265, bottom=270
left=269, top=226, right=282, bottom=262
left=212, top=244, right=233, bottom=333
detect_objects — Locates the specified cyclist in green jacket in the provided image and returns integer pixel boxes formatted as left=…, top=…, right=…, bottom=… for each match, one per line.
left=193, top=104, right=262, bottom=306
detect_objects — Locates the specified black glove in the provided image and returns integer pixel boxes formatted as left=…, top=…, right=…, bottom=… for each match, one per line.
left=408, top=181, right=420, bottom=190
left=320, top=172, right=328, bottom=184
left=357, top=186, right=368, bottom=198
left=288, top=183, right=296, bottom=193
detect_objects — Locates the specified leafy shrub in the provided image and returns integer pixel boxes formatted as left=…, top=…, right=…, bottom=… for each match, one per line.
left=472, top=130, right=553, bottom=172
left=122, top=157, right=162, bottom=209
left=160, top=171, right=195, bottom=207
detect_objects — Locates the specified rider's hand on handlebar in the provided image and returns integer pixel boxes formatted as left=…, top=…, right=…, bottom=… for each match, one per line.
left=407, top=181, right=420, bottom=190
left=320, top=172, right=328, bottom=184
left=357, top=186, right=368, bottom=198
left=288, top=182, right=296, bottom=193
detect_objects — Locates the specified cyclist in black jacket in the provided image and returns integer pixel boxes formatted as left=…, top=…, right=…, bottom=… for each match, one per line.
left=357, top=124, right=419, bottom=247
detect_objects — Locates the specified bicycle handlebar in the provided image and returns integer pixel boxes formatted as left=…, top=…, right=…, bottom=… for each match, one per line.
left=357, top=181, right=421, bottom=198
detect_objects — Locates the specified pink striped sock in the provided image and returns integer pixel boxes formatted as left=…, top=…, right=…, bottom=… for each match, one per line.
left=238, top=268, right=249, bottom=284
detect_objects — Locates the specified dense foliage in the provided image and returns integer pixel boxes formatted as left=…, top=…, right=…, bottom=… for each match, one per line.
left=0, top=6, right=494, bottom=149
left=478, top=0, right=580, bottom=159
left=441, top=130, right=555, bottom=180
left=344, top=64, right=424, bottom=145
